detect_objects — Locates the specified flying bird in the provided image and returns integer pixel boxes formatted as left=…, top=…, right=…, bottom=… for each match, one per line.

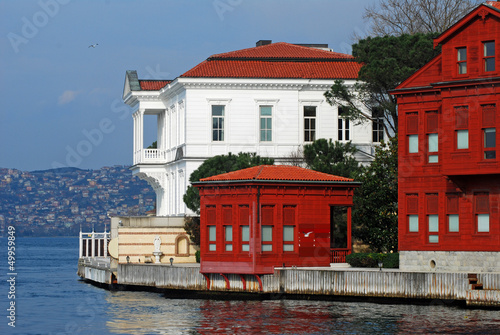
left=303, top=231, right=313, bottom=237
left=88, top=43, right=99, bottom=48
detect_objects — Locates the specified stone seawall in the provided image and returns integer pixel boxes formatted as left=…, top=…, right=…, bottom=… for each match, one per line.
left=78, top=260, right=500, bottom=308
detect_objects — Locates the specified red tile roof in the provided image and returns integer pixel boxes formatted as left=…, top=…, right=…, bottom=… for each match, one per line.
left=199, top=165, right=355, bottom=183
left=139, top=80, right=171, bottom=91
left=181, top=60, right=361, bottom=79
left=181, top=42, right=361, bottom=79
left=209, top=42, right=354, bottom=60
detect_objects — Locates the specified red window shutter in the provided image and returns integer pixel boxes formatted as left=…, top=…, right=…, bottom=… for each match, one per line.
left=283, top=205, right=296, bottom=225
left=482, top=104, right=496, bottom=128
left=261, top=205, right=274, bottom=225
left=426, top=111, right=438, bottom=133
left=239, top=205, right=249, bottom=225
left=207, top=206, right=216, bottom=224
left=446, top=194, right=459, bottom=214
left=455, top=106, right=468, bottom=128
left=475, top=193, right=490, bottom=213
left=407, top=113, right=418, bottom=134
left=223, top=206, right=232, bottom=224
left=407, top=194, right=418, bottom=214
left=426, top=194, right=439, bottom=214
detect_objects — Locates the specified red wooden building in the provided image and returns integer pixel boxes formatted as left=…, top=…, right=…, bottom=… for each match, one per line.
left=194, top=165, right=360, bottom=275
left=391, top=1, right=500, bottom=272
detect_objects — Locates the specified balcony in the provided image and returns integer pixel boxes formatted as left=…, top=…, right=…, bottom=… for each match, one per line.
left=133, top=148, right=166, bottom=165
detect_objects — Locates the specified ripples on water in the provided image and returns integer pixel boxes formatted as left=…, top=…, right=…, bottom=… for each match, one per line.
left=1, top=237, right=499, bottom=334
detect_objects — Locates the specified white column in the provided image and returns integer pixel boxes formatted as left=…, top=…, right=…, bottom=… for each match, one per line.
left=91, top=231, right=95, bottom=257
left=138, top=109, right=144, bottom=162
left=79, top=230, right=83, bottom=258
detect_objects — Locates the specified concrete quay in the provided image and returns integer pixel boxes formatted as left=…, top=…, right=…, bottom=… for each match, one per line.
left=77, top=258, right=500, bottom=308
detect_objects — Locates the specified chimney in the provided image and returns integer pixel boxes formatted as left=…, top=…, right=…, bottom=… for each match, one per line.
left=256, top=40, right=272, bottom=47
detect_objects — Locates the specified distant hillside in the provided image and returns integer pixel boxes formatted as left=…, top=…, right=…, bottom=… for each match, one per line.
left=0, top=165, right=156, bottom=237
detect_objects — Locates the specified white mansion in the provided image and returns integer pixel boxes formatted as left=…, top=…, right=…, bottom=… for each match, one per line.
left=122, top=40, right=381, bottom=217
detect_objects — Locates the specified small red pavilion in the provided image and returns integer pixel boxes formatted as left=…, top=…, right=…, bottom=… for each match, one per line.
left=194, top=165, right=360, bottom=275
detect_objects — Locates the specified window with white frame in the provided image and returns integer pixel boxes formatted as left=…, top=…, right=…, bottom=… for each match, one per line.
left=457, top=47, right=467, bottom=74
left=212, top=105, right=224, bottom=141
left=260, top=106, right=272, bottom=141
left=304, top=106, right=316, bottom=142
left=372, top=108, right=384, bottom=143
left=338, top=107, right=350, bottom=141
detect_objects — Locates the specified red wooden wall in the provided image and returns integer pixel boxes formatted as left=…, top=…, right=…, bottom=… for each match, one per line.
left=197, top=183, right=355, bottom=275
left=393, top=4, right=500, bottom=253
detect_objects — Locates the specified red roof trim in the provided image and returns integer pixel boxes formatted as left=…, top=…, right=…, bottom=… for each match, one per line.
left=198, top=165, right=355, bottom=182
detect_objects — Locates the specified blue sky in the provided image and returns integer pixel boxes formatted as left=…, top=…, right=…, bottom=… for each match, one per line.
left=0, top=0, right=376, bottom=171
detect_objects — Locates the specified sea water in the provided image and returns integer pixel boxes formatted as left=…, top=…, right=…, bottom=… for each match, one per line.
left=1, top=237, right=500, bottom=334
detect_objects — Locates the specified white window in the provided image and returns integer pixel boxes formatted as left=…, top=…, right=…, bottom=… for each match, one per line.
left=283, top=225, right=294, bottom=252
left=477, top=214, right=490, bottom=232
left=304, top=106, right=316, bottom=142
left=428, top=133, right=438, bottom=163
left=409, top=135, right=418, bottom=153
left=225, top=225, right=233, bottom=251
left=448, top=214, right=459, bottom=232
left=484, top=41, right=495, bottom=72
left=261, top=226, right=273, bottom=251
left=409, top=215, right=419, bottom=232
left=457, top=47, right=467, bottom=74
left=208, top=226, right=216, bottom=251
left=241, top=225, right=249, bottom=252
left=260, top=106, right=272, bottom=141
left=457, top=130, right=469, bottom=149
left=428, top=215, right=439, bottom=232
left=212, top=105, right=224, bottom=141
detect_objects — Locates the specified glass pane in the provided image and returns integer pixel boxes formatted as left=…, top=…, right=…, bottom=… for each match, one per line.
left=209, top=244, right=216, bottom=251
left=338, top=119, right=343, bottom=129
left=485, top=42, right=495, bottom=57
left=242, top=244, right=249, bottom=252
left=242, top=226, right=249, bottom=242
left=429, top=235, right=439, bottom=243
left=209, top=226, right=216, bottom=241
left=338, top=130, right=343, bottom=141
left=220, top=131, right=224, bottom=141
left=260, top=106, right=272, bottom=116
left=262, top=245, right=272, bottom=252
left=428, top=133, right=438, bottom=152
left=429, top=155, right=438, bottom=163
left=409, top=135, right=418, bottom=153
left=458, top=62, right=467, bottom=74
left=225, top=244, right=233, bottom=252
left=283, top=226, right=294, bottom=242
left=212, top=105, right=224, bottom=116
left=283, top=244, right=294, bottom=252
left=458, top=48, right=467, bottom=61
left=311, top=131, right=315, bottom=141
left=266, top=130, right=272, bottom=141
left=409, top=215, right=418, bottom=232
left=260, top=118, right=266, bottom=129
left=266, top=118, right=272, bottom=129
left=428, top=215, right=439, bottom=232
left=448, top=214, right=459, bottom=232
left=457, top=130, right=469, bottom=149
left=225, top=226, right=232, bottom=242
left=478, top=214, right=490, bottom=232
left=485, top=150, right=496, bottom=159
left=311, top=119, right=315, bottom=129
left=262, top=226, right=273, bottom=242
left=486, top=58, right=496, bottom=72
left=260, top=130, right=266, bottom=141
left=304, top=119, right=310, bottom=129
left=304, top=106, right=316, bottom=117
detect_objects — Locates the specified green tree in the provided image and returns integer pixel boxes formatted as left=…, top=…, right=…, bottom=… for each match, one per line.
left=353, top=136, right=398, bottom=252
left=324, top=33, right=441, bottom=137
left=183, top=152, right=274, bottom=245
left=303, top=139, right=362, bottom=179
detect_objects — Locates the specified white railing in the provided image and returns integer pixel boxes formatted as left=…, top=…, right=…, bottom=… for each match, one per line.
left=79, top=231, right=110, bottom=258
left=134, top=149, right=167, bottom=164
